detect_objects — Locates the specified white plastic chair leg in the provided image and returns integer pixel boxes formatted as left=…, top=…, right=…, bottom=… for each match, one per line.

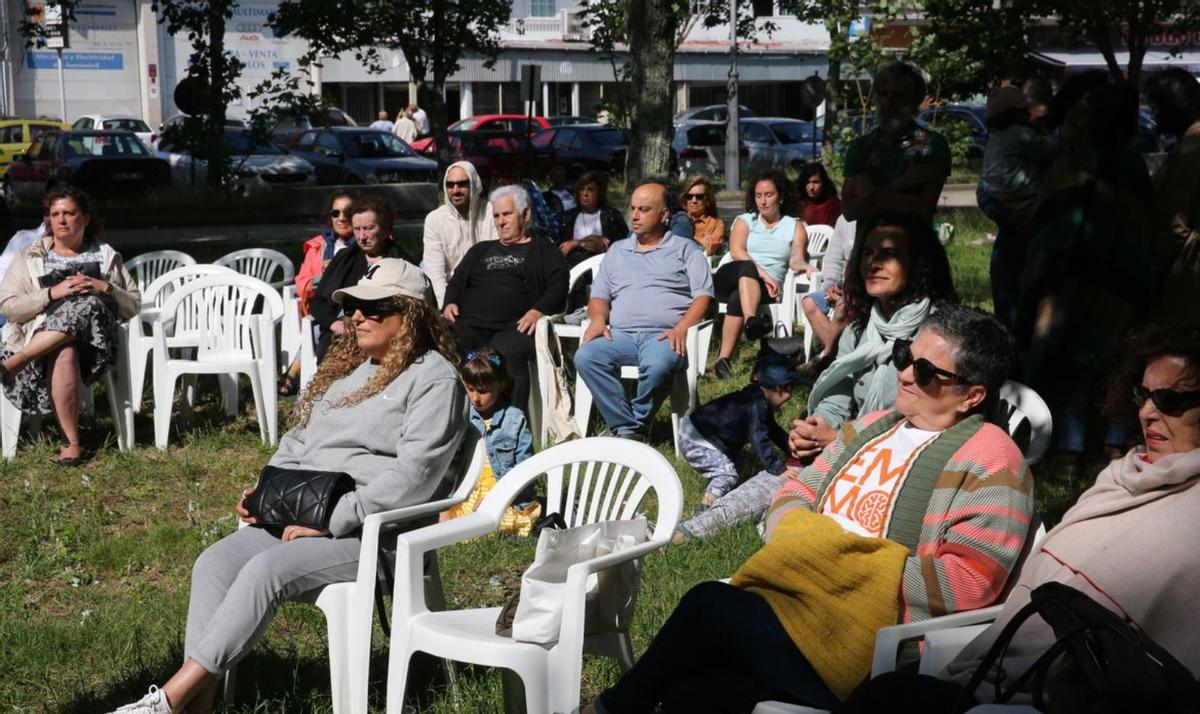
left=1, top=390, right=21, bottom=459
left=219, top=374, right=239, bottom=418
left=319, top=594, right=352, bottom=714
left=153, top=374, right=178, bottom=450
left=246, top=369, right=268, bottom=444
left=573, top=371, right=593, bottom=438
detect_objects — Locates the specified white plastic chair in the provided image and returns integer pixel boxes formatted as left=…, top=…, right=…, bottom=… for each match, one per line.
left=214, top=248, right=295, bottom=290
left=714, top=252, right=798, bottom=336
left=385, top=437, right=684, bottom=714
left=128, top=264, right=238, bottom=413
left=124, top=250, right=196, bottom=294
left=996, top=381, right=1053, bottom=466
left=572, top=318, right=713, bottom=457
left=1, top=323, right=134, bottom=458
left=802, top=224, right=834, bottom=266
left=299, top=315, right=319, bottom=391
left=280, top=284, right=302, bottom=373
left=222, top=439, right=486, bottom=714
left=151, top=274, right=285, bottom=449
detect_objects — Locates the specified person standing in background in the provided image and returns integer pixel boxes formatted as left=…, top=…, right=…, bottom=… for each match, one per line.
left=393, top=107, right=418, bottom=144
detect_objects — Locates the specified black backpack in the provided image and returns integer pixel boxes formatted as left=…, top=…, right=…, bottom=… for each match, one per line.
left=960, top=581, right=1200, bottom=713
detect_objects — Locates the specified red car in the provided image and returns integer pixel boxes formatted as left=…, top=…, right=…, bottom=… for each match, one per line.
left=409, top=114, right=550, bottom=152
left=419, top=131, right=555, bottom=183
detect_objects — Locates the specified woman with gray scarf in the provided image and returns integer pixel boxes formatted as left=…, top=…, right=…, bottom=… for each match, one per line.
left=838, top=322, right=1200, bottom=711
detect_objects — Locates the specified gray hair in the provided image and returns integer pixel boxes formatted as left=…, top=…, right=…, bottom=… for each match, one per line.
left=489, top=185, right=530, bottom=215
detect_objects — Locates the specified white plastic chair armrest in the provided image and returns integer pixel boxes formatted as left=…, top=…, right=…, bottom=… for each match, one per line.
left=871, top=605, right=1004, bottom=677
left=391, top=511, right=497, bottom=621
left=920, top=624, right=991, bottom=675
left=567, top=539, right=666, bottom=579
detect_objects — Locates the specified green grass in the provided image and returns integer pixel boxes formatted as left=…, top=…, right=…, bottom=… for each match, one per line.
left=0, top=207, right=1091, bottom=712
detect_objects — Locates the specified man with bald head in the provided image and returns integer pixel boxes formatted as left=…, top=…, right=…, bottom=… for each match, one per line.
left=574, top=183, right=714, bottom=440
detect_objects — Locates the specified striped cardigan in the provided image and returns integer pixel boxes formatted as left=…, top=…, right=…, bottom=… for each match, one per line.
left=764, top=409, right=1034, bottom=624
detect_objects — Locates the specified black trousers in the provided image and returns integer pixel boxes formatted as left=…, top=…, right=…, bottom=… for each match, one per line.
left=597, top=581, right=839, bottom=713
left=836, top=671, right=973, bottom=714
left=452, top=321, right=535, bottom=409
left=713, top=260, right=776, bottom=318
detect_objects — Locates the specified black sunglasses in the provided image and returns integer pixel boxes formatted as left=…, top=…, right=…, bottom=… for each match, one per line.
left=1132, top=385, right=1200, bottom=416
left=329, top=209, right=349, bottom=219
left=444, top=180, right=471, bottom=189
left=892, top=339, right=961, bottom=387
left=343, top=298, right=401, bottom=320
left=684, top=192, right=707, bottom=201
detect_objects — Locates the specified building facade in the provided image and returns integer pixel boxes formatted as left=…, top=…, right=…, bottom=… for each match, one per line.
left=0, top=0, right=829, bottom=127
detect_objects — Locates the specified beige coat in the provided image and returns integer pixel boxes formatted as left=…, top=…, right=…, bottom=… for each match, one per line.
left=0, top=233, right=140, bottom=352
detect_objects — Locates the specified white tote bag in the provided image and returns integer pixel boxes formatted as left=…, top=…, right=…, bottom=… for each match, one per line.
left=510, top=519, right=648, bottom=645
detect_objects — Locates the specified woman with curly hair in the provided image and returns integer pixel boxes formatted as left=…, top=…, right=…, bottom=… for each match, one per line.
left=789, top=212, right=957, bottom=461
left=111, top=259, right=470, bottom=714
left=712, top=170, right=816, bottom=379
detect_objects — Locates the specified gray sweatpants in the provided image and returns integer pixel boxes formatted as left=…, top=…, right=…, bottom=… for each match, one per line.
left=184, top=525, right=361, bottom=675
left=678, top=417, right=740, bottom=497
left=676, top=470, right=786, bottom=541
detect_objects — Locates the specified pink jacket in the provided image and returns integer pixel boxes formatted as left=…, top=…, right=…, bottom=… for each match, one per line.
left=296, top=233, right=339, bottom=315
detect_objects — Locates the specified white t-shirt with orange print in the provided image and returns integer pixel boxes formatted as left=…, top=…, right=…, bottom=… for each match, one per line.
left=818, top=420, right=941, bottom=538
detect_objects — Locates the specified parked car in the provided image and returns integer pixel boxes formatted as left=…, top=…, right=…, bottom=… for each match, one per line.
left=410, top=114, right=551, bottom=152
left=0, top=118, right=70, bottom=176
left=531, top=124, right=627, bottom=179
left=270, top=107, right=357, bottom=145
left=72, top=114, right=155, bottom=147
left=547, top=115, right=597, bottom=126
left=5, top=130, right=170, bottom=204
left=739, top=117, right=820, bottom=172
left=156, top=128, right=316, bottom=194
left=419, top=130, right=555, bottom=183
left=287, top=127, right=437, bottom=185
left=918, top=104, right=988, bottom=159
left=154, top=114, right=250, bottom=150
left=673, top=104, right=755, bottom=124
left=670, top=120, right=747, bottom=179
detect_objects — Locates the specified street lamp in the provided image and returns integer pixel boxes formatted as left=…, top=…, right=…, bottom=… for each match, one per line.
left=725, top=0, right=739, bottom=191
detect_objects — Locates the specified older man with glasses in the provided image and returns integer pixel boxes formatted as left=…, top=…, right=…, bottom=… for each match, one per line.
left=422, top=160, right=497, bottom=307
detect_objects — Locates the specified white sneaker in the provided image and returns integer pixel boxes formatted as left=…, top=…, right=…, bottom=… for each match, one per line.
left=110, top=685, right=172, bottom=714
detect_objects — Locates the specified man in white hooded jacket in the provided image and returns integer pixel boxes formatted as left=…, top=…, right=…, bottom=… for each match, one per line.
left=423, top=161, right=497, bottom=306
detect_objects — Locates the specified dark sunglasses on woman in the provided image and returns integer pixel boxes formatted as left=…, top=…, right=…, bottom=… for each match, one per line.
left=684, top=192, right=706, bottom=201
left=892, top=339, right=961, bottom=387
left=329, top=209, right=350, bottom=219
left=1132, top=385, right=1200, bottom=416
left=343, top=298, right=401, bottom=320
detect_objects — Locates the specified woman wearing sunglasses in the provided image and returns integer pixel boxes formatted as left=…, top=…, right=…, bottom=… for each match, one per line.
left=791, top=212, right=957, bottom=460
left=841, top=322, right=1200, bottom=711
left=280, top=191, right=358, bottom=394
left=307, top=195, right=421, bottom=362
left=680, top=175, right=725, bottom=256
left=588, top=305, right=1033, bottom=714
left=112, top=259, right=472, bottom=714
left=712, top=170, right=816, bottom=379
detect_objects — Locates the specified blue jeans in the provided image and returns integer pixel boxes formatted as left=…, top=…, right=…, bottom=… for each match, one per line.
left=574, top=327, right=685, bottom=436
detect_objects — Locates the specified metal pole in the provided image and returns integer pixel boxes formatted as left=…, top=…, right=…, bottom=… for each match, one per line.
left=56, top=48, right=67, bottom=122
left=724, top=0, right=739, bottom=191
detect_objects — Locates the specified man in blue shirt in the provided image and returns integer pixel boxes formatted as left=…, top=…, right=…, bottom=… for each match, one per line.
left=574, top=183, right=714, bottom=440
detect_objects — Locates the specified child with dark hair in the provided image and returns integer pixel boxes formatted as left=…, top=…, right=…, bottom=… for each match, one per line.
left=675, top=351, right=803, bottom=541
left=443, top=348, right=538, bottom=531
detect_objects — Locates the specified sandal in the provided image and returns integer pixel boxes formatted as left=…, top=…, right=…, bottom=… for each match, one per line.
left=277, top=373, right=300, bottom=396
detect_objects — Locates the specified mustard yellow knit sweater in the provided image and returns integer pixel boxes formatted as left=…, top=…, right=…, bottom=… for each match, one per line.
left=731, top=509, right=908, bottom=701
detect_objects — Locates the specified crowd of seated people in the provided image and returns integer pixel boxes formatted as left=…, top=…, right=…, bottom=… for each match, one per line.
left=58, top=57, right=1200, bottom=714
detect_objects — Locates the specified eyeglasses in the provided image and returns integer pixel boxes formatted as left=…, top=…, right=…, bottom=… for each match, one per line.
left=343, top=298, right=401, bottom=320
left=684, top=192, right=707, bottom=202
left=1132, top=385, right=1200, bottom=416
left=892, top=339, right=961, bottom=387
left=444, top=180, right=471, bottom=190
left=329, top=209, right=350, bottom=219
left=465, top=350, right=504, bottom=367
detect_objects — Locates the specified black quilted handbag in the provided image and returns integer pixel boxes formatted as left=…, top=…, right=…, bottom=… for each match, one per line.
left=244, top=466, right=356, bottom=531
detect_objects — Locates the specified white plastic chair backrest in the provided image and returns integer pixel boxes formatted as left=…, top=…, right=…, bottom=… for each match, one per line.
left=142, top=264, right=238, bottom=310
left=568, top=254, right=604, bottom=292
left=997, top=380, right=1053, bottom=466
left=804, top=223, right=834, bottom=259
left=214, top=248, right=295, bottom=287
left=125, top=250, right=196, bottom=293
left=159, top=274, right=285, bottom=359
left=474, top=437, right=683, bottom=541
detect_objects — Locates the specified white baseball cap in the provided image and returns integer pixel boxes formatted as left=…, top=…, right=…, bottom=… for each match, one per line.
left=332, top=258, right=428, bottom=303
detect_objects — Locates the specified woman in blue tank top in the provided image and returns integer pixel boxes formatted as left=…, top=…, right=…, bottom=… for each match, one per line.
left=712, top=170, right=816, bottom=378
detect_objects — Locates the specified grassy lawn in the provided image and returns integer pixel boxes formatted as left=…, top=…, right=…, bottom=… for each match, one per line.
left=0, top=208, right=1091, bottom=712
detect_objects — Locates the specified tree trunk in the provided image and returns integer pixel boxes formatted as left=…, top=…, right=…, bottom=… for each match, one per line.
left=823, top=47, right=842, bottom=158
left=624, top=0, right=676, bottom=191
left=205, top=2, right=229, bottom=192
left=1091, top=17, right=1125, bottom=81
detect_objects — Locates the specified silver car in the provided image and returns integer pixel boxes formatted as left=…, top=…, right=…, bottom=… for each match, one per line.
left=156, top=128, right=316, bottom=194
left=671, top=120, right=747, bottom=179
left=740, top=117, right=821, bottom=173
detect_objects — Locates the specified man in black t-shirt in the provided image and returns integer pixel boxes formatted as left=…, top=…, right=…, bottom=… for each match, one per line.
left=443, top=185, right=569, bottom=409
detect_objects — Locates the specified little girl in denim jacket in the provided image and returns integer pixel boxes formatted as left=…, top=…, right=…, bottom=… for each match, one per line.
left=443, top=349, right=537, bottom=529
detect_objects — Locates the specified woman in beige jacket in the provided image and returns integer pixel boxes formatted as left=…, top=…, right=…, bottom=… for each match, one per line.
left=0, top=187, right=139, bottom=464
